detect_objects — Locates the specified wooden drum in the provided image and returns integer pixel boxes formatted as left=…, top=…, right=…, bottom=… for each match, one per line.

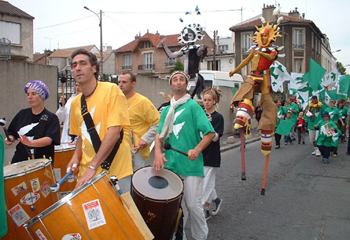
left=53, top=144, right=77, bottom=196
left=3, top=159, right=58, bottom=240
left=132, top=167, right=183, bottom=240
left=24, top=172, right=149, bottom=240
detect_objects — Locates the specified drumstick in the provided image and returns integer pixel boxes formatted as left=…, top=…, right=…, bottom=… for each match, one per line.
left=50, top=170, right=72, bottom=192
left=0, top=118, right=11, bottom=140
left=163, top=143, right=188, bottom=157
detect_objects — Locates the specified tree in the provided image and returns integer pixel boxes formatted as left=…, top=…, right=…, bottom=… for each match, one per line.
left=337, top=62, right=348, bottom=75
left=169, top=59, right=184, bottom=74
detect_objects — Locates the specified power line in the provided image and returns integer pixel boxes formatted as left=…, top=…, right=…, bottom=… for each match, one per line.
left=34, top=15, right=94, bottom=30
left=106, top=8, right=243, bottom=14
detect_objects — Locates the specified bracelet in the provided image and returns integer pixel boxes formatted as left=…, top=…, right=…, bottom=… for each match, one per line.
left=87, top=165, right=97, bottom=171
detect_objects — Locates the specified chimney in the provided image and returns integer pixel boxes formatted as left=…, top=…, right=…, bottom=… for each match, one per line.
left=262, top=4, right=276, bottom=22
left=288, top=7, right=301, bottom=18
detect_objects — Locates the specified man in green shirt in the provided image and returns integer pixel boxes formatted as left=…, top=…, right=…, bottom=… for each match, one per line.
left=154, top=71, right=214, bottom=240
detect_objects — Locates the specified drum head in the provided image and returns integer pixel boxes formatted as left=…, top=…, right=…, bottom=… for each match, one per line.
left=54, top=143, right=75, bottom=151
left=4, top=159, right=50, bottom=179
left=132, top=167, right=183, bottom=200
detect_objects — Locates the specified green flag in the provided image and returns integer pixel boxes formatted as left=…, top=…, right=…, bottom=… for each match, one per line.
left=0, top=135, right=7, bottom=238
left=275, top=119, right=295, bottom=136
left=338, top=75, right=350, bottom=96
left=303, top=58, right=326, bottom=91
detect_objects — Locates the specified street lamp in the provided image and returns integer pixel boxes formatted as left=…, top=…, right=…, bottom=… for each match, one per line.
left=84, top=6, right=103, bottom=80
left=332, top=49, right=341, bottom=53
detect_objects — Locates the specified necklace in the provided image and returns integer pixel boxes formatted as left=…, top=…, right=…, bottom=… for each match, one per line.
left=85, top=81, right=98, bottom=98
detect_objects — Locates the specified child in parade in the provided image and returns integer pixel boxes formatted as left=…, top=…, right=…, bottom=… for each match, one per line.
left=295, top=112, right=306, bottom=144
left=325, top=100, right=342, bottom=156
left=314, top=111, right=341, bottom=163
left=201, top=87, right=224, bottom=221
left=284, top=112, right=294, bottom=145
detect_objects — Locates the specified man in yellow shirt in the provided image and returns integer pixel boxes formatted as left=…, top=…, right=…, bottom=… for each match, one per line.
left=118, top=71, right=160, bottom=171
left=68, top=49, right=132, bottom=192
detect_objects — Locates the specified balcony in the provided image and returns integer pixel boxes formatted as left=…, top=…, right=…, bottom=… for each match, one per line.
left=137, top=64, right=155, bottom=75
left=122, top=65, right=132, bottom=70
left=293, top=44, right=305, bottom=49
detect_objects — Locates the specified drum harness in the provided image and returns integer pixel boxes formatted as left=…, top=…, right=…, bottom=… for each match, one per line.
left=81, top=94, right=123, bottom=171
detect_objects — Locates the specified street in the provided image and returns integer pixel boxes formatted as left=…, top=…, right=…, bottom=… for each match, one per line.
left=188, top=135, right=350, bottom=240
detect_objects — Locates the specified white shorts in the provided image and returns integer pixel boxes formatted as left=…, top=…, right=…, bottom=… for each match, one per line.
left=308, top=129, right=319, bottom=143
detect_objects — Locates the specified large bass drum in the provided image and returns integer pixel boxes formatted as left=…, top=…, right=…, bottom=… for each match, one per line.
left=132, top=166, right=183, bottom=240
left=24, top=172, right=149, bottom=240
left=3, top=159, right=58, bottom=240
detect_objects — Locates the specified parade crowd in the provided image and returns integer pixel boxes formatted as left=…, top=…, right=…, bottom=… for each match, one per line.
left=274, top=96, right=350, bottom=164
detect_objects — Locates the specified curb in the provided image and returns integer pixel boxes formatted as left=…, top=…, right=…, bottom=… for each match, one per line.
left=220, top=136, right=260, bottom=152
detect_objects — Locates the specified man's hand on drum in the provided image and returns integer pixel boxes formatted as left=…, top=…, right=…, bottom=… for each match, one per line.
left=153, top=152, right=168, bottom=171
left=74, top=168, right=95, bottom=189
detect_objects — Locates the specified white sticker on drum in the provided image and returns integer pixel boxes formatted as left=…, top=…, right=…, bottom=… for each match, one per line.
left=11, top=182, right=28, bottom=197
left=20, top=192, right=40, bottom=205
left=35, top=229, right=48, bottom=240
left=7, top=204, right=30, bottom=227
left=40, top=180, right=50, bottom=198
left=53, top=168, right=62, bottom=182
left=82, top=199, right=106, bottom=230
left=30, top=177, right=40, bottom=192
left=62, top=233, right=82, bottom=240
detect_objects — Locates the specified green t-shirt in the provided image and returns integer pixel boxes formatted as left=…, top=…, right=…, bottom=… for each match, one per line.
left=315, top=119, right=340, bottom=147
left=287, top=102, right=299, bottom=121
left=158, top=99, right=214, bottom=177
left=0, top=135, right=7, bottom=238
left=325, top=107, right=340, bottom=123
left=276, top=106, right=284, bottom=127
left=305, top=104, right=326, bottom=130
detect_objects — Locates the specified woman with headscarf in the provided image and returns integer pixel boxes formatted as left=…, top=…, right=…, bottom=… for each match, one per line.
left=5, top=80, right=60, bottom=163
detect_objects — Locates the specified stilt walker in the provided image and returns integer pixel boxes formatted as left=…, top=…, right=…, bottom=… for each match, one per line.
left=229, top=15, right=284, bottom=194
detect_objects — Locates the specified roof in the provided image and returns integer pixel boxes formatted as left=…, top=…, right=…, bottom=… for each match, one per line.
left=49, top=45, right=96, bottom=58
left=0, top=0, right=34, bottom=19
left=115, top=32, right=181, bottom=53
left=229, top=14, right=312, bottom=31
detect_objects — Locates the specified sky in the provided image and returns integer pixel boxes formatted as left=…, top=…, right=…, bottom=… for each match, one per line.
left=8, top=0, right=350, bottom=72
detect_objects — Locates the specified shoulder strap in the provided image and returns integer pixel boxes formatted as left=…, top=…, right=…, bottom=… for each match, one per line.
left=81, top=94, right=123, bottom=171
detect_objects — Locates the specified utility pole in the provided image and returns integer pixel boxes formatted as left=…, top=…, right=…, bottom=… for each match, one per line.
left=212, top=30, right=218, bottom=71
left=84, top=6, right=103, bottom=80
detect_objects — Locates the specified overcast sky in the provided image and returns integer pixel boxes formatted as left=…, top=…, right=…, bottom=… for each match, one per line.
left=8, top=0, right=350, bottom=72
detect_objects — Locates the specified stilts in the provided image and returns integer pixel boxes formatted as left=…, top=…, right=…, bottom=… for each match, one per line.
left=240, top=128, right=246, bottom=180
left=261, top=153, right=270, bottom=195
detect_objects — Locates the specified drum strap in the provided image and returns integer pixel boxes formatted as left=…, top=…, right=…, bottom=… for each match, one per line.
left=81, top=94, right=123, bottom=171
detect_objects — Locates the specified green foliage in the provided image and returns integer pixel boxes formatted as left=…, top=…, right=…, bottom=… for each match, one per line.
left=337, top=62, right=348, bottom=75
left=169, top=60, right=184, bottom=74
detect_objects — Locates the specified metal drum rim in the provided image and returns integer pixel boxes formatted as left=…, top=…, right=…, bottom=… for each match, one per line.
left=4, top=159, right=52, bottom=180
left=24, top=171, right=107, bottom=228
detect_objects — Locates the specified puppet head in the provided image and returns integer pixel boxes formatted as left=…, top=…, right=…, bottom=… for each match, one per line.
left=251, top=20, right=282, bottom=48
left=178, top=23, right=204, bottom=45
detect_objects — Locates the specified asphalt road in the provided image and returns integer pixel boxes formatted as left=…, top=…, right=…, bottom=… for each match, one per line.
left=186, top=134, right=350, bottom=240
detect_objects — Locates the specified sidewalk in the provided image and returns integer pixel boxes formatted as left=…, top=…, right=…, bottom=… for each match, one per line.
left=220, top=128, right=260, bottom=152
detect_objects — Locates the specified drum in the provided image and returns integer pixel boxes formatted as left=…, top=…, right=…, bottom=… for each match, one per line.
left=132, top=167, right=183, bottom=240
left=25, top=172, right=148, bottom=240
left=53, top=144, right=77, bottom=196
left=3, top=159, right=59, bottom=240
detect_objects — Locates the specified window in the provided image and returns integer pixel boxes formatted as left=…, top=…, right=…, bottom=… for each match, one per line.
left=207, top=60, right=221, bottom=71
left=311, top=32, right=314, bottom=49
left=139, top=41, right=152, bottom=49
left=293, top=28, right=305, bottom=49
left=294, top=59, right=304, bottom=73
left=122, top=54, right=131, bottom=69
left=0, top=21, right=20, bottom=44
left=143, top=52, right=153, bottom=69
left=219, top=44, right=229, bottom=53
left=241, top=33, right=252, bottom=52
left=166, top=56, right=176, bottom=67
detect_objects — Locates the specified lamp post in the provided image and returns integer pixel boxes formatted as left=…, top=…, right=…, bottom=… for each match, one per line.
left=332, top=49, right=341, bottom=53
left=84, top=6, right=103, bottom=80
